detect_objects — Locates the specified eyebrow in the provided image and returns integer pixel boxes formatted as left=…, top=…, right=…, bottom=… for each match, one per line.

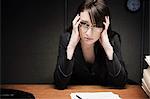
left=80, top=20, right=89, bottom=24
left=81, top=20, right=97, bottom=27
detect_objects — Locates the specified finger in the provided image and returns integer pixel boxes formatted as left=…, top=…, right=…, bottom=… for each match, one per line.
left=103, top=22, right=109, bottom=30
left=73, top=14, right=80, bottom=25
left=105, top=16, right=110, bottom=24
left=104, top=17, right=110, bottom=29
left=108, top=16, right=109, bottom=21
left=72, top=19, right=81, bottom=33
left=74, top=19, right=81, bottom=27
left=103, top=22, right=106, bottom=26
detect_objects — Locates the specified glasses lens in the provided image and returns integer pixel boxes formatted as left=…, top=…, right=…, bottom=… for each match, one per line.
left=93, top=27, right=101, bottom=33
left=80, top=22, right=101, bottom=33
left=80, top=22, right=89, bottom=33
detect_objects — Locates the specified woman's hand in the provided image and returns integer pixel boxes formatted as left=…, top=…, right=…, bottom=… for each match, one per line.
left=99, top=16, right=114, bottom=60
left=67, top=14, right=81, bottom=60
left=99, top=16, right=110, bottom=45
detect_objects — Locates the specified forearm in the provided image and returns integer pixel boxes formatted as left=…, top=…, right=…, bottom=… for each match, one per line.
left=54, top=58, right=74, bottom=89
left=67, top=45, right=75, bottom=60
left=103, top=43, right=114, bottom=60
left=54, top=33, right=75, bottom=89
left=107, top=67, right=127, bottom=88
left=106, top=53, right=124, bottom=76
left=54, top=66, right=71, bottom=90
left=101, top=35, right=114, bottom=60
left=103, top=32, right=128, bottom=87
left=106, top=53, right=127, bottom=87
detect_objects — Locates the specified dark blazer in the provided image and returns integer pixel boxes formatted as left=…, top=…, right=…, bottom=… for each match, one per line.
left=54, top=31, right=128, bottom=89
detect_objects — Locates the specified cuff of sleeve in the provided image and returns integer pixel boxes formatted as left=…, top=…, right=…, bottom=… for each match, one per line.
left=59, top=57, right=74, bottom=77
left=58, top=65, right=72, bottom=77
left=106, top=53, right=121, bottom=77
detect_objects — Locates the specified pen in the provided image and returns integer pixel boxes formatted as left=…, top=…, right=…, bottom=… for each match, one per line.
left=76, top=95, right=82, bottom=99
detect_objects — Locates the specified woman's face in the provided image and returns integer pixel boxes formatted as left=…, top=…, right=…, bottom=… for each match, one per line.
left=79, top=10, right=103, bottom=45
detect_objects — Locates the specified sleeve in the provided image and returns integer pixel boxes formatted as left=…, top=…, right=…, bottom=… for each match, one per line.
left=54, top=33, right=75, bottom=90
left=105, top=33, right=128, bottom=88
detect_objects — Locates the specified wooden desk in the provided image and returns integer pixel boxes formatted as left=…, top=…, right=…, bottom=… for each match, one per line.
left=1, top=84, right=149, bottom=99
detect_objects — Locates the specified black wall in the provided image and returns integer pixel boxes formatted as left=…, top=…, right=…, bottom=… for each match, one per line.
left=0, top=0, right=1, bottom=81
left=142, top=0, right=150, bottom=69
left=1, top=0, right=149, bottom=83
left=2, top=0, right=64, bottom=83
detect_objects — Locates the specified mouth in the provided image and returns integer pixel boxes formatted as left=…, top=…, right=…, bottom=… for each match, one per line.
left=84, top=37, right=94, bottom=41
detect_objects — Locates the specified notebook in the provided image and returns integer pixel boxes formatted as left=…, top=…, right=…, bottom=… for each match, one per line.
left=70, top=92, right=121, bottom=99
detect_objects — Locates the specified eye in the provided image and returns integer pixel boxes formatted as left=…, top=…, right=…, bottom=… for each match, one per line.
left=80, top=22, right=89, bottom=27
left=85, top=24, right=89, bottom=27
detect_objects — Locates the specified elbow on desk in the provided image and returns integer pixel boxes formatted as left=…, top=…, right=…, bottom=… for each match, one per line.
left=54, top=77, right=68, bottom=90
left=54, top=82, right=67, bottom=90
left=54, top=74, right=68, bottom=90
left=108, top=68, right=128, bottom=88
left=53, top=70, right=127, bottom=89
left=112, top=79, right=126, bottom=89
left=53, top=67, right=69, bottom=90
left=111, top=74, right=127, bottom=89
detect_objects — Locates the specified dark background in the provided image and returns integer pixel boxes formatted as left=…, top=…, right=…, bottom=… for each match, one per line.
left=1, top=0, right=150, bottom=84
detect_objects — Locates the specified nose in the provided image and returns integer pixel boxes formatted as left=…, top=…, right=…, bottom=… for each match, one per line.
left=85, top=28, right=92, bottom=37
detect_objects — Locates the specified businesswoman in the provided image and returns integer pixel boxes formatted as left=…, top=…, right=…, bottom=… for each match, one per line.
left=54, top=0, right=128, bottom=89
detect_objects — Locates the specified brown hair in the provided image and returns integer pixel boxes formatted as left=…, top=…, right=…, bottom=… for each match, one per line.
left=77, top=0, right=110, bottom=28
left=67, top=0, right=113, bottom=38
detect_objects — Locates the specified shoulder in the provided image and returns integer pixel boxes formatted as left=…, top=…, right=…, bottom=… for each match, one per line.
left=109, top=31, right=122, bottom=47
left=60, top=32, right=71, bottom=41
left=109, top=31, right=121, bottom=42
left=109, top=31, right=121, bottom=41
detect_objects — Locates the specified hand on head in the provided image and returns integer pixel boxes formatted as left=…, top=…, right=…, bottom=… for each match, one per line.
left=69, top=14, right=81, bottom=49
left=99, top=16, right=110, bottom=44
left=67, top=14, right=81, bottom=60
left=102, top=16, right=110, bottom=35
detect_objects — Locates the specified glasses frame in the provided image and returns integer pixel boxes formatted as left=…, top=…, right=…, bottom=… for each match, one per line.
left=79, top=21, right=102, bottom=33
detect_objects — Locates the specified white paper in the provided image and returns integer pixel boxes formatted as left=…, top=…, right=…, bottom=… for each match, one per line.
left=145, top=55, right=150, bottom=66
left=70, top=92, right=121, bottom=99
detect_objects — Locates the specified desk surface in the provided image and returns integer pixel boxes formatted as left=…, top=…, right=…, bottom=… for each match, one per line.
left=1, top=84, right=149, bottom=99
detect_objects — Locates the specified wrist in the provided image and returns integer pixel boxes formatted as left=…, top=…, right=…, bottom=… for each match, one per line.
left=66, top=45, right=75, bottom=60
left=68, top=41, right=77, bottom=49
left=99, top=33, right=109, bottom=46
left=104, top=46, right=114, bottom=60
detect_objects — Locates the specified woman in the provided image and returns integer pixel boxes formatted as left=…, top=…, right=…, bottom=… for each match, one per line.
left=54, top=0, right=128, bottom=89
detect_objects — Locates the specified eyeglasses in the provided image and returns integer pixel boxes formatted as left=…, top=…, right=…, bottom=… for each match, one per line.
left=79, top=21, right=102, bottom=33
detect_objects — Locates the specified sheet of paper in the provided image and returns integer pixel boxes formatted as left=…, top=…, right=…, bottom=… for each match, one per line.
left=70, top=92, right=121, bottom=99
left=145, top=55, right=150, bottom=66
